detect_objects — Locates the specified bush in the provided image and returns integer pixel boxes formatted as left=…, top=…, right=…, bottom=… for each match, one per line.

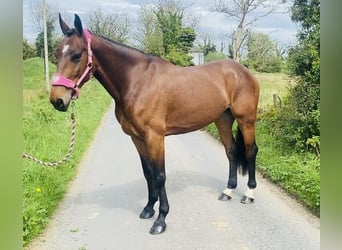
left=23, top=40, right=36, bottom=60
left=256, top=111, right=320, bottom=215
left=269, top=79, right=320, bottom=153
left=246, top=32, right=283, bottom=73
left=164, top=46, right=194, bottom=66
left=277, top=0, right=320, bottom=153
left=204, top=51, right=227, bottom=63
left=248, top=55, right=282, bottom=73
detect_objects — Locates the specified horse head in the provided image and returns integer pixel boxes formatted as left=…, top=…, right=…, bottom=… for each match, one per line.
left=50, top=14, right=93, bottom=112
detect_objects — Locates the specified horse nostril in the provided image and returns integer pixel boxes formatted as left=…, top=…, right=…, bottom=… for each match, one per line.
left=51, top=98, right=67, bottom=111
left=56, top=98, right=64, bottom=108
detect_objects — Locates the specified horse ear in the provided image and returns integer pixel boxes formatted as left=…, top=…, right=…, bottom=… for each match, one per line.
left=74, top=14, right=83, bottom=36
left=59, top=13, right=70, bottom=35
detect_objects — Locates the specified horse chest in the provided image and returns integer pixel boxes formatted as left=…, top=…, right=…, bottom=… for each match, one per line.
left=115, top=106, right=141, bottom=137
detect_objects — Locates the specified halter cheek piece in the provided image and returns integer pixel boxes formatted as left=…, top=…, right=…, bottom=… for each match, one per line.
left=51, top=29, right=93, bottom=99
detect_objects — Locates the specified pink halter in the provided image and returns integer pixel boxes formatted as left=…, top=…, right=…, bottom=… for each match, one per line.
left=51, top=29, right=93, bottom=98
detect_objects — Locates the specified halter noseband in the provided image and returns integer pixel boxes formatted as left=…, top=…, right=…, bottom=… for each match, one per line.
left=51, top=29, right=93, bottom=99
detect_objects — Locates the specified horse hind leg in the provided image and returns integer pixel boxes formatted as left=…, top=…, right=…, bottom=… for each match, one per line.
left=214, top=109, right=239, bottom=201
left=236, top=117, right=258, bottom=204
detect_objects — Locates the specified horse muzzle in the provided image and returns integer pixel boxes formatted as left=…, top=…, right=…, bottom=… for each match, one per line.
left=49, top=73, right=79, bottom=112
left=50, top=97, right=70, bottom=112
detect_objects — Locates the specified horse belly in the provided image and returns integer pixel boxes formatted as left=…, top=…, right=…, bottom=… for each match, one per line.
left=165, top=92, right=228, bottom=135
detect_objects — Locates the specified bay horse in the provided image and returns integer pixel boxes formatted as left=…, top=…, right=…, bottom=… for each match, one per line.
left=50, top=14, right=259, bottom=235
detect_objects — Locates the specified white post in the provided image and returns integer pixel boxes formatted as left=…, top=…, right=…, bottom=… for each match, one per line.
left=43, top=0, right=50, bottom=93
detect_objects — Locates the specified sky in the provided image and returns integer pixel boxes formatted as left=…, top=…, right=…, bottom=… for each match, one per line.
left=23, top=0, right=298, bottom=52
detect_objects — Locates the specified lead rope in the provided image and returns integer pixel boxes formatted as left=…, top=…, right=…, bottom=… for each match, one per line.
left=22, top=101, right=76, bottom=167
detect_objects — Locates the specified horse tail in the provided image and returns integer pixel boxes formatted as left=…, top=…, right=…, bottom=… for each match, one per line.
left=235, top=127, right=248, bottom=175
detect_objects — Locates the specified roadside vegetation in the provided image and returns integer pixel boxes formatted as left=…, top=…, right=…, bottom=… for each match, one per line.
left=23, top=58, right=111, bottom=246
left=258, top=0, right=320, bottom=215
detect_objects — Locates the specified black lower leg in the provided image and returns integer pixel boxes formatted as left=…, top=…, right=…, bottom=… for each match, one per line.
left=218, top=156, right=238, bottom=201
left=140, top=157, right=158, bottom=219
left=150, top=170, right=169, bottom=235
left=227, top=161, right=238, bottom=189
left=247, top=143, right=258, bottom=189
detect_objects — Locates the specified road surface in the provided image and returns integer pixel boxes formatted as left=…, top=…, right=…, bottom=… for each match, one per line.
left=28, top=104, right=320, bottom=250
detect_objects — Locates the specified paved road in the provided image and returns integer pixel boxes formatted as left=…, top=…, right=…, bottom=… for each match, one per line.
left=28, top=104, right=320, bottom=250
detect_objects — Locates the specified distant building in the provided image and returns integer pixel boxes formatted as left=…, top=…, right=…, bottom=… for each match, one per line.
left=190, top=46, right=204, bottom=65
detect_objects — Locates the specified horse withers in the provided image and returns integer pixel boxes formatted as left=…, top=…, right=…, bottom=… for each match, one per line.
left=49, top=14, right=260, bottom=235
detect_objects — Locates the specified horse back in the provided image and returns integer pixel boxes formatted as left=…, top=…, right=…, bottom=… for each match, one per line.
left=118, top=59, right=259, bottom=137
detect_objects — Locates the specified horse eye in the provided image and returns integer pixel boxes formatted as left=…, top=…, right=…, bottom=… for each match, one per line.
left=71, top=53, right=82, bottom=62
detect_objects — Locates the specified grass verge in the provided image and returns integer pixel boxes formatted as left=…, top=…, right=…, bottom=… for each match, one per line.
left=256, top=115, right=320, bottom=215
left=23, top=58, right=112, bottom=246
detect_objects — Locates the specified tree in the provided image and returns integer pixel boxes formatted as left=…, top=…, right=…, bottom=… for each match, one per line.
left=31, top=0, right=58, bottom=33
left=213, top=0, right=285, bottom=62
left=198, top=34, right=217, bottom=56
left=196, top=34, right=228, bottom=63
left=23, top=40, right=36, bottom=60
left=136, top=4, right=164, bottom=56
left=86, top=8, right=131, bottom=44
left=154, top=0, right=196, bottom=66
left=136, top=0, right=196, bottom=66
left=287, top=0, right=320, bottom=84
left=246, top=32, right=282, bottom=72
left=205, top=51, right=228, bottom=63
left=35, top=20, right=60, bottom=64
left=272, top=0, right=320, bottom=154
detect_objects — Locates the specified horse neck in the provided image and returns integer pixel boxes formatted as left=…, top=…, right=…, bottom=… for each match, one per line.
left=91, top=35, right=147, bottom=102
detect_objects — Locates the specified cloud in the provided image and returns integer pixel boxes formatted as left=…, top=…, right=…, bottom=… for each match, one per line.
left=192, top=3, right=297, bottom=46
left=23, top=0, right=297, bottom=47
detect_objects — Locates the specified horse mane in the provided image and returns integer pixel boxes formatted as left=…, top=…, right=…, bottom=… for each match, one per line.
left=63, top=29, right=149, bottom=56
left=95, top=34, right=154, bottom=58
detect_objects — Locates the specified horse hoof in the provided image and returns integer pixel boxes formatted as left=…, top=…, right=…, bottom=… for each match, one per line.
left=149, top=221, right=167, bottom=235
left=139, top=208, right=155, bottom=219
left=218, top=193, right=232, bottom=201
left=241, top=195, right=254, bottom=204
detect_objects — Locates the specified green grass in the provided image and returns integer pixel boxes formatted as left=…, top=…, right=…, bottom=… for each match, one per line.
left=255, top=71, right=293, bottom=110
left=256, top=116, right=320, bottom=215
left=204, top=72, right=320, bottom=216
left=23, top=58, right=112, bottom=246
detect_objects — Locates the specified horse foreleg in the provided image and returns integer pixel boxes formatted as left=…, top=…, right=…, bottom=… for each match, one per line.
left=145, top=133, right=169, bottom=235
left=139, top=156, right=158, bottom=218
left=131, top=137, right=158, bottom=219
left=150, top=167, right=168, bottom=234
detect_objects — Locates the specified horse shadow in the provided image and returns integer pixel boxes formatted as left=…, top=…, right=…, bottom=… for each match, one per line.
left=72, top=168, right=249, bottom=216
